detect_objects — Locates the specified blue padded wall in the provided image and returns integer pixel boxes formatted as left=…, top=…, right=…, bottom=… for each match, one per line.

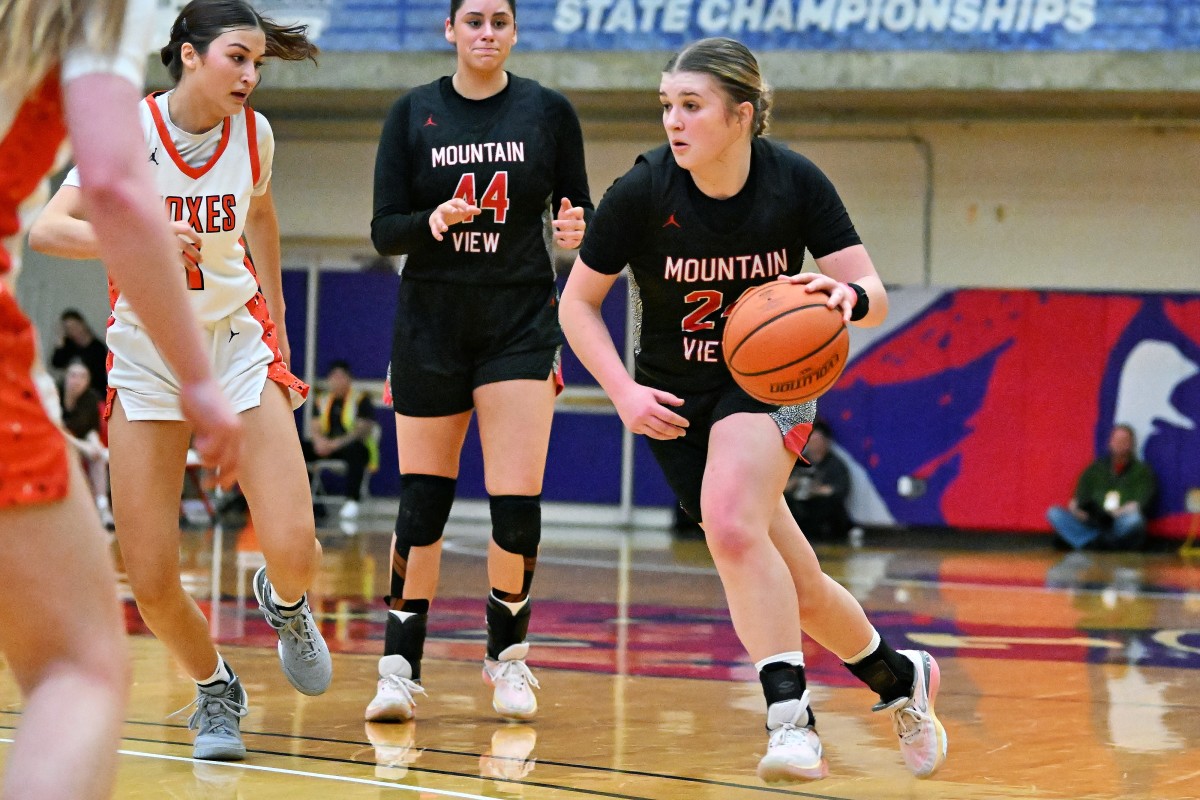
left=314, top=270, right=399, bottom=379
left=302, top=269, right=672, bottom=508
left=281, top=270, right=309, bottom=378
left=452, top=411, right=625, bottom=503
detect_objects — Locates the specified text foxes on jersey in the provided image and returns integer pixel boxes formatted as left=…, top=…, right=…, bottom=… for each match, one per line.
left=552, top=0, right=1096, bottom=35
left=165, top=194, right=237, bottom=233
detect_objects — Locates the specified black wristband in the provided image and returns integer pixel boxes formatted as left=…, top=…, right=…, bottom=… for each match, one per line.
left=847, top=282, right=870, bottom=322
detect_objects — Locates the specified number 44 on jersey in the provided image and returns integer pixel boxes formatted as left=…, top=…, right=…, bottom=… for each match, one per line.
left=451, top=171, right=509, bottom=254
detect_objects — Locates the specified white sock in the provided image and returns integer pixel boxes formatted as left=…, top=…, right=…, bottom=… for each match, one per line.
left=843, top=629, right=882, bottom=665
left=197, top=657, right=232, bottom=687
left=755, top=650, right=805, bottom=672
left=271, top=584, right=303, bottom=613
left=490, top=591, right=529, bottom=615
left=389, top=608, right=421, bottom=623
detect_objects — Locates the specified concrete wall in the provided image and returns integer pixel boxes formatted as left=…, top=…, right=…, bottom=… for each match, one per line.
left=267, top=118, right=1200, bottom=291
left=16, top=110, right=1200, bottom=354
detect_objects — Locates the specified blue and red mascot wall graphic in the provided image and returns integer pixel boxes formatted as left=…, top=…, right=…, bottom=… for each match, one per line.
left=829, top=288, right=1200, bottom=536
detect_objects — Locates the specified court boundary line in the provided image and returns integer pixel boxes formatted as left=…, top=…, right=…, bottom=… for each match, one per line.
left=0, top=736, right=490, bottom=799
left=0, top=718, right=851, bottom=799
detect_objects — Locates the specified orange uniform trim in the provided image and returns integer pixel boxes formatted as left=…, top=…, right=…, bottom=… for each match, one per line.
left=103, top=314, right=117, bottom=420
left=783, top=421, right=814, bottom=461
left=244, top=105, right=260, bottom=188
left=244, top=288, right=309, bottom=402
left=0, top=70, right=68, bottom=275
left=0, top=287, right=70, bottom=508
left=144, top=92, right=231, bottom=180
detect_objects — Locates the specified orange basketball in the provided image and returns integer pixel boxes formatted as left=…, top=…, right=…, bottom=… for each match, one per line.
left=722, top=282, right=850, bottom=405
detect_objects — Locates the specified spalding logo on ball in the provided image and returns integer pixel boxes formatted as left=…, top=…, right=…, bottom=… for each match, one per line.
left=722, top=282, right=849, bottom=405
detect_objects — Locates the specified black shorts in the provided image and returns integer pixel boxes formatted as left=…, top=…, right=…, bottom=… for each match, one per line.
left=390, top=279, right=562, bottom=417
left=642, top=375, right=815, bottom=524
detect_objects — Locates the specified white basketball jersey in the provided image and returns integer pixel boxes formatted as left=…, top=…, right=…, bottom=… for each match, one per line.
left=98, top=92, right=271, bottom=325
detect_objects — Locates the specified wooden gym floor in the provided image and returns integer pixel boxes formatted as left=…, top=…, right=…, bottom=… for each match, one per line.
left=1, top=514, right=1198, bottom=799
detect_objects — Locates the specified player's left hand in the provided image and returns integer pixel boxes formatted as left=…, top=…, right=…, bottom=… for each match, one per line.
left=552, top=197, right=585, bottom=250
left=776, top=273, right=857, bottom=323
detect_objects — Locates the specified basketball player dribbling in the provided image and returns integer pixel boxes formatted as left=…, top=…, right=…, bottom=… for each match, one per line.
left=1, top=0, right=241, bottom=795
left=367, top=0, right=592, bottom=725
left=29, top=0, right=332, bottom=762
left=559, top=37, right=948, bottom=783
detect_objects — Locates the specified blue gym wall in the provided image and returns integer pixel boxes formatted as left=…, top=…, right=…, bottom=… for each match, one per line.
left=288, top=269, right=677, bottom=508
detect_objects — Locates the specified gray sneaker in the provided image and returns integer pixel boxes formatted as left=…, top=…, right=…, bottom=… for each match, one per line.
left=187, top=677, right=249, bottom=761
left=252, top=566, right=333, bottom=695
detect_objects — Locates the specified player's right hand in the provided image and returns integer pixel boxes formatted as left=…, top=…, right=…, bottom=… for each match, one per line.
left=612, top=383, right=688, bottom=440
left=429, top=198, right=481, bottom=241
left=179, top=378, right=242, bottom=488
left=171, top=220, right=202, bottom=269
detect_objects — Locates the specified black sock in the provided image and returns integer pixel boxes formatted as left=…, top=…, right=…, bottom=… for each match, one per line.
left=759, top=662, right=815, bottom=727
left=394, top=598, right=429, bottom=615
left=384, top=609, right=428, bottom=682
left=843, top=639, right=915, bottom=705
left=486, top=592, right=530, bottom=660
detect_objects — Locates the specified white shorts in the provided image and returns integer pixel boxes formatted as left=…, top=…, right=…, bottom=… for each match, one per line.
left=106, top=292, right=308, bottom=422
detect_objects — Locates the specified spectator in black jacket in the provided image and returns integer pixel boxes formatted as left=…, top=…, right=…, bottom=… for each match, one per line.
left=51, top=308, right=108, bottom=393
left=786, top=420, right=855, bottom=544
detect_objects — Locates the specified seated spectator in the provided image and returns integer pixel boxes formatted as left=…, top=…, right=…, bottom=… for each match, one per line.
left=302, top=360, right=378, bottom=519
left=50, top=308, right=108, bottom=393
left=786, top=420, right=856, bottom=544
left=1047, top=423, right=1156, bottom=551
left=58, top=359, right=111, bottom=527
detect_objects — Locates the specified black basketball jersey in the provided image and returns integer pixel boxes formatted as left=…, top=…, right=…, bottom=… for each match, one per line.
left=372, top=74, right=592, bottom=286
left=580, top=137, right=861, bottom=393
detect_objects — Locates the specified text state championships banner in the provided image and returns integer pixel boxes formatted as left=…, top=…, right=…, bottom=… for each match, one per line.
left=253, top=0, right=1200, bottom=51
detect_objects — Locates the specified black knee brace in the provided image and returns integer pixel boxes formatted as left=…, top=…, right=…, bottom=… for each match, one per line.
left=387, top=474, right=456, bottom=607
left=396, top=474, right=457, bottom=549
left=490, top=494, right=541, bottom=557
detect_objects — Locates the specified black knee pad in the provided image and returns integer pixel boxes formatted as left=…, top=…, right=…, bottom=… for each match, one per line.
left=490, top=494, right=541, bottom=557
left=395, top=474, right=456, bottom=551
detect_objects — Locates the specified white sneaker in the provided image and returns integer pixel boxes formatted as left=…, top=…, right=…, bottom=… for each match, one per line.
left=482, top=643, right=540, bottom=721
left=874, top=650, right=947, bottom=778
left=365, top=720, right=421, bottom=780
left=365, top=655, right=426, bottom=722
left=339, top=500, right=360, bottom=519
left=756, top=692, right=828, bottom=783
